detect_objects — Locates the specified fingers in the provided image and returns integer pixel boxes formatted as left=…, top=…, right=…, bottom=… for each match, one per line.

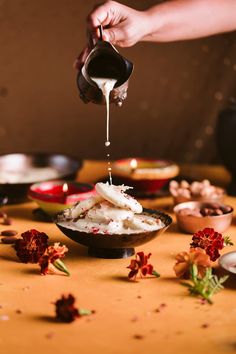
left=102, top=26, right=125, bottom=44
left=73, top=46, right=90, bottom=70
left=87, top=1, right=119, bottom=30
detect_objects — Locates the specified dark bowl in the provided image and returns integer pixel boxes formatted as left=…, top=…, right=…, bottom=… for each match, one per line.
left=55, top=208, right=172, bottom=258
left=0, top=153, right=82, bottom=203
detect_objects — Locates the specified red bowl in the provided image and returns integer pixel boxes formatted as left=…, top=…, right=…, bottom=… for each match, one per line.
left=112, top=158, right=179, bottom=194
left=28, top=181, right=96, bottom=216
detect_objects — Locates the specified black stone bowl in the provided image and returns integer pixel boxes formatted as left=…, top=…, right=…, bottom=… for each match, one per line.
left=0, top=153, right=82, bottom=204
left=55, top=208, right=172, bottom=259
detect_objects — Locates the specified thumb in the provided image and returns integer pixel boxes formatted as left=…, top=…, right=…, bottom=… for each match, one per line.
left=102, top=27, right=125, bottom=44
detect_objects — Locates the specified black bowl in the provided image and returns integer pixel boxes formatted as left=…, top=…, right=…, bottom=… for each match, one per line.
left=55, top=208, right=172, bottom=258
left=0, top=153, right=82, bottom=203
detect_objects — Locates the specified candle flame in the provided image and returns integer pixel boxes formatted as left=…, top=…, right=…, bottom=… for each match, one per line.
left=62, top=183, right=69, bottom=194
left=130, top=159, right=138, bottom=170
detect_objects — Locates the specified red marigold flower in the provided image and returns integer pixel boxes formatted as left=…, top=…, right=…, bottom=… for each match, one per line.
left=190, top=228, right=224, bottom=261
left=127, top=252, right=156, bottom=280
left=174, top=248, right=211, bottom=279
left=15, top=229, right=49, bottom=263
left=39, top=242, right=69, bottom=275
left=55, top=294, right=79, bottom=323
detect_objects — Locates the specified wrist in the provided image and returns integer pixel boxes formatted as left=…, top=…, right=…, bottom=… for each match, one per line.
left=142, top=7, right=165, bottom=40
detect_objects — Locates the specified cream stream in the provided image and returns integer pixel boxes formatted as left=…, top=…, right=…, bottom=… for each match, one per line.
left=91, top=77, right=117, bottom=184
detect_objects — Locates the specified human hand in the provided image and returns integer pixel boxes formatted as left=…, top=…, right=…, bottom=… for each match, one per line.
left=87, top=1, right=149, bottom=47
left=74, top=1, right=149, bottom=70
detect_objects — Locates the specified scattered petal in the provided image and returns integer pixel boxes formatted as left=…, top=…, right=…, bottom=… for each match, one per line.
left=201, top=323, right=209, bottom=328
left=22, top=286, right=30, bottom=291
left=133, top=334, right=144, bottom=340
left=155, top=303, right=167, bottom=312
left=45, top=332, right=55, bottom=339
left=130, top=316, right=139, bottom=322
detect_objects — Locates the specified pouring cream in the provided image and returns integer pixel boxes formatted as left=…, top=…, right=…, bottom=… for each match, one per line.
left=91, top=77, right=117, bottom=184
left=91, top=77, right=117, bottom=147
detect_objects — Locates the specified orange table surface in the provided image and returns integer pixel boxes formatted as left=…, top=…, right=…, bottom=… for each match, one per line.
left=1, top=161, right=236, bottom=354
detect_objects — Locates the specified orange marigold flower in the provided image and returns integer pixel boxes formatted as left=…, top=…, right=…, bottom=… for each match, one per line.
left=39, top=243, right=69, bottom=275
left=174, top=248, right=211, bottom=279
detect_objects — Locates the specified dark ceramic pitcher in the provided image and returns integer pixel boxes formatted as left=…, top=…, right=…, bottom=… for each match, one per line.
left=77, top=28, right=133, bottom=106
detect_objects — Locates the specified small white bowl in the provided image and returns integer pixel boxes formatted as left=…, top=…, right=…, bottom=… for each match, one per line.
left=219, top=251, right=236, bottom=275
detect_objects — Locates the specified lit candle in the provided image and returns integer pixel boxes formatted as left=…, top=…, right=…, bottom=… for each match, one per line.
left=130, top=158, right=138, bottom=173
left=62, top=182, right=69, bottom=197
left=28, top=181, right=97, bottom=216
left=112, top=158, right=180, bottom=194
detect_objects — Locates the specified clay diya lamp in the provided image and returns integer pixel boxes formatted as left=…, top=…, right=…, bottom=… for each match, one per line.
left=112, top=158, right=179, bottom=194
left=28, top=181, right=96, bottom=216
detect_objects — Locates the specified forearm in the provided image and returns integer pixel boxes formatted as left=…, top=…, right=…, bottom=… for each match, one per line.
left=143, top=0, right=236, bottom=42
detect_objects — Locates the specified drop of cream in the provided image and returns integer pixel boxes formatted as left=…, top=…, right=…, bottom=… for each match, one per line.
left=105, top=141, right=110, bottom=147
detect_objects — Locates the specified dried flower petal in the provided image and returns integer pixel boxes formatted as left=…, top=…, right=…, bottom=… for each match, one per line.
left=15, top=229, right=49, bottom=263
left=174, top=248, right=211, bottom=279
left=190, top=228, right=224, bottom=261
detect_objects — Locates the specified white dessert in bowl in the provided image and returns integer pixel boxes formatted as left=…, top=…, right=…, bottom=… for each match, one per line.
left=55, top=182, right=172, bottom=258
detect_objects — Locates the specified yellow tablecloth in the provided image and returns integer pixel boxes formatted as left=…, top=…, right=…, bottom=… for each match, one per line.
left=1, top=161, right=235, bottom=354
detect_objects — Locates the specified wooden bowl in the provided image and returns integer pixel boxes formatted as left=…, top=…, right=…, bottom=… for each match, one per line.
left=55, top=208, right=172, bottom=259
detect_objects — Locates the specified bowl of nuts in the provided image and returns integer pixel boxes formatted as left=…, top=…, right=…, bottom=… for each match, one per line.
left=169, top=179, right=225, bottom=205
left=174, top=201, right=233, bottom=233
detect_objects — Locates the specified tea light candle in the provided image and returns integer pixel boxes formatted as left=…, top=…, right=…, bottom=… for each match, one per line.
left=130, top=159, right=138, bottom=173
left=62, top=182, right=69, bottom=197
left=112, top=158, right=179, bottom=194
left=28, top=180, right=96, bottom=216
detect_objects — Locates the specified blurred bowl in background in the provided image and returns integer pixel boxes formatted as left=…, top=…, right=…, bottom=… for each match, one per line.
left=28, top=180, right=96, bottom=216
left=172, top=189, right=225, bottom=205
left=112, top=158, right=179, bottom=195
left=170, top=179, right=225, bottom=205
left=0, top=153, right=82, bottom=203
left=174, top=201, right=233, bottom=234
left=219, top=251, right=236, bottom=275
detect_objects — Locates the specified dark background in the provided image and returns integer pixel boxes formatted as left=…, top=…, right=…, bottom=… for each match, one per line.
left=1, top=0, right=236, bottom=163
